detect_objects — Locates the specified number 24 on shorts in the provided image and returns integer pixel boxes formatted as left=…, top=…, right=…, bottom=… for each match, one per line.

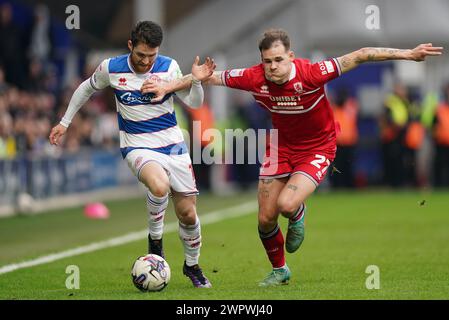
left=310, top=154, right=330, bottom=180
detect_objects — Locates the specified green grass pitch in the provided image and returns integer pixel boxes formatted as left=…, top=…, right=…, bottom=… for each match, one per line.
left=0, top=190, right=448, bottom=300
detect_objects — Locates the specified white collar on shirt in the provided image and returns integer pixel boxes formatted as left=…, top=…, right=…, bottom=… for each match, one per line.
left=289, top=62, right=296, bottom=81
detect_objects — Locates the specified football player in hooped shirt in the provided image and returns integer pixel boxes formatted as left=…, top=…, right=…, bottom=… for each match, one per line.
left=49, top=21, right=216, bottom=288
left=141, top=29, right=443, bottom=286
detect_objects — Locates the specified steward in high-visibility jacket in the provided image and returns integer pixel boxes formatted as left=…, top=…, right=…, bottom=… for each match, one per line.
left=380, top=85, right=411, bottom=187
left=381, top=93, right=408, bottom=143
left=434, top=102, right=449, bottom=146
left=404, top=99, right=425, bottom=151
left=330, top=91, right=359, bottom=188
left=432, top=85, right=449, bottom=187
left=333, top=97, right=359, bottom=147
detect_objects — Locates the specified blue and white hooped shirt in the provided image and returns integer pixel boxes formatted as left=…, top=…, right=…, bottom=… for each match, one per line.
left=90, top=54, right=188, bottom=158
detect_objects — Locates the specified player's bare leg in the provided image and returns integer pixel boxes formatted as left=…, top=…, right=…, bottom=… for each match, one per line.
left=258, top=177, right=288, bottom=233
left=139, top=162, right=170, bottom=258
left=172, top=192, right=211, bottom=288
left=277, top=173, right=317, bottom=253
left=258, top=177, right=292, bottom=286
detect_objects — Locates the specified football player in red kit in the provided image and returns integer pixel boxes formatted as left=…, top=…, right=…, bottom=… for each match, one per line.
left=141, top=29, right=442, bottom=286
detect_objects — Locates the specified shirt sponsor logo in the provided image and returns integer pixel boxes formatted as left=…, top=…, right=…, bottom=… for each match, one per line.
left=324, top=60, right=335, bottom=73
left=318, top=62, right=327, bottom=75
left=228, top=69, right=244, bottom=77
left=119, top=91, right=153, bottom=104
left=269, top=96, right=298, bottom=102
left=319, top=61, right=335, bottom=75
left=119, top=77, right=127, bottom=86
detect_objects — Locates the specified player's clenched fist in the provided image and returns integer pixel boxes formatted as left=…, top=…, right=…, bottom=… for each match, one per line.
left=49, top=124, right=67, bottom=146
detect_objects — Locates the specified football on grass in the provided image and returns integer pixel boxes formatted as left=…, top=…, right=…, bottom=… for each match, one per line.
left=131, top=254, right=171, bottom=292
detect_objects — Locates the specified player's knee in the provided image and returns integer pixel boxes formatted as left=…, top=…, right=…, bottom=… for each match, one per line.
left=139, top=163, right=170, bottom=197
left=145, top=178, right=170, bottom=197
left=177, top=206, right=197, bottom=225
left=258, top=213, right=277, bottom=229
left=277, top=197, right=298, bottom=216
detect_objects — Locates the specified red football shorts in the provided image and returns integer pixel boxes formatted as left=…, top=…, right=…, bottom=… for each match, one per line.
left=259, top=150, right=336, bottom=186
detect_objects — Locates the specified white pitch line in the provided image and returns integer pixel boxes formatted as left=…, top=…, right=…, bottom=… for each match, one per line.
left=0, top=201, right=258, bottom=275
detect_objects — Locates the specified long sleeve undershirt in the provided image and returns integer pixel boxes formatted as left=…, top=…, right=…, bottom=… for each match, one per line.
left=60, top=59, right=204, bottom=128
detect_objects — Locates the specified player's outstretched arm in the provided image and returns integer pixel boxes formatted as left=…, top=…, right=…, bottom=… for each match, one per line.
left=49, top=59, right=110, bottom=146
left=337, top=43, right=443, bottom=74
left=48, top=78, right=100, bottom=145
left=141, top=57, right=219, bottom=103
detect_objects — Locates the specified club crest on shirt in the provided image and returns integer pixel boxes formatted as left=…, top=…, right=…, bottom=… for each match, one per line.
left=148, top=74, right=162, bottom=83
left=293, top=82, right=304, bottom=94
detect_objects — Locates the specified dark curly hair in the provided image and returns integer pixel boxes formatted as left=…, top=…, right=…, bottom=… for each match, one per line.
left=130, top=21, right=163, bottom=48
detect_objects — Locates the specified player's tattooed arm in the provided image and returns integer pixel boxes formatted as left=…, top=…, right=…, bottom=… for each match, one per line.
left=337, top=48, right=410, bottom=73
left=202, top=71, right=225, bottom=86
left=336, top=43, right=443, bottom=74
left=141, top=71, right=224, bottom=102
left=167, top=74, right=193, bottom=92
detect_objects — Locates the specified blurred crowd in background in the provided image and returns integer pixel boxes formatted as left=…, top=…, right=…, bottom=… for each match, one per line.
left=1, top=0, right=449, bottom=193
left=0, top=2, right=118, bottom=158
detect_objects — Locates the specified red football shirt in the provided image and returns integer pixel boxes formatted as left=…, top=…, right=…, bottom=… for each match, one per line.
left=222, top=58, right=342, bottom=156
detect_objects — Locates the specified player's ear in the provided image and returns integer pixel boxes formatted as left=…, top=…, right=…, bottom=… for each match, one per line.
left=288, top=50, right=295, bottom=61
left=127, top=40, right=133, bottom=52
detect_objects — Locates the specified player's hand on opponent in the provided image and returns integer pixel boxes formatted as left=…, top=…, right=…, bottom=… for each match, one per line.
left=141, top=79, right=168, bottom=103
left=409, top=43, right=443, bottom=61
left=141, top=56, right=216, bottom=103
left=191, top=56, right=216, bottom=82
left=48, top=123, right=67, bottom=146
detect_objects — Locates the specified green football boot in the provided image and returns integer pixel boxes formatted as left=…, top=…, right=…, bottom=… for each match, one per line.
left=285, top=207, right=306, bottom=253
left=258, top=265, right=291, bottom=287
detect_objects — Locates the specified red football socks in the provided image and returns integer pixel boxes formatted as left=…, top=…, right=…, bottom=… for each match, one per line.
left=259, top=225, right=285, bottom=268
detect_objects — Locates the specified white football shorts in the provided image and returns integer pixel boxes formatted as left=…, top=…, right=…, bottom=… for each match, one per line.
left=125, top=148, right=198, bottom=195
